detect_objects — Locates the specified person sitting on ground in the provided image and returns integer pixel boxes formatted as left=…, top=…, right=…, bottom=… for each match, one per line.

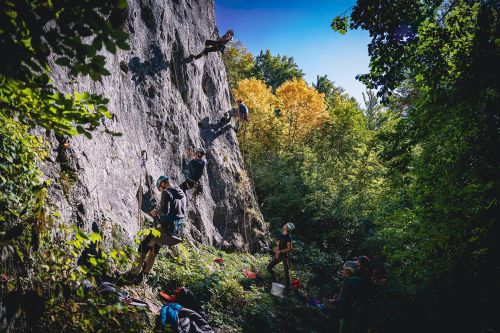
left=180, top=147, right=207, bottom=193
left=194, top=29, right=234, bottom=59
left=267, top=222, right=295, bottom=291
left=126, top=176, right=187, bottom=284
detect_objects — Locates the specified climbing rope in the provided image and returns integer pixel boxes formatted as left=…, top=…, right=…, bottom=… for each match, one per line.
left=171, top=41, right=181, bottom=90
left=136, top=150, right=148, bottom=230
left=239, top=120, right=252, bottom=253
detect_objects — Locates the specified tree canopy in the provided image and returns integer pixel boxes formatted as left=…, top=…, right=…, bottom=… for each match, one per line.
left=0, top=0, right=129, bottom=137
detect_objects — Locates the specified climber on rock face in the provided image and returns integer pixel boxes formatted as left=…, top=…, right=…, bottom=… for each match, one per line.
left=126, top=175, right=187, bottom=284
left=193, top=29, right=234, bottom=59
left=237, top=98, right=249, bottom=122
left=180, top=147, right=207, bottom=193
left=267, top=222, right=295, bottom=291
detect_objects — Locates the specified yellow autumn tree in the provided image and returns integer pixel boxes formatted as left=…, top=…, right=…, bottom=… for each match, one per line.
left=275, top=78, right=327, bottom=147
left=233, top=78, right=279, bottom=159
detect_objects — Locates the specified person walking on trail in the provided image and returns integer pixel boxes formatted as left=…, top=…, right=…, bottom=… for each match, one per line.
left=180, top=147, right=207, bottom=193
left=194, top=29, right=234, bottom=59
left=267, top=222, right=295, bottom=291
left=127, top=176, right=187, bottom=284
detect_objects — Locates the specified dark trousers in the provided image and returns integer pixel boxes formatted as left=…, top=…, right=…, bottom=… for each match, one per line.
left=180, top=179, right=196, bottom=192
left=267, top=256, right=291, bottom=288
left=204, top=39, right=222, bottom=53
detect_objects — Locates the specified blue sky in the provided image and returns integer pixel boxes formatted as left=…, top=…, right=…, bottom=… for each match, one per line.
left=215, top=0, right=371, bottom=105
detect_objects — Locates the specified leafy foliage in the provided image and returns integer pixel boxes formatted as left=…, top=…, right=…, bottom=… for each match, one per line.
left=234, top=78, right=326, bottom=159
left=222, top=41, right=256, bottom=91
left=332, top=0, right=499, bottom=330
left=253, top=49, right=305, bottom=91
left=149, top=244, right=335, bottom=332
left=0, top=114, right=46, bottom=239
left=276, top=78, right=327, bottom=146
left=0, top=0, right=129, bottom=136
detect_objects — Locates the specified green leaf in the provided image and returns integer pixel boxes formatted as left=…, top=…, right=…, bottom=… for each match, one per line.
left=151, top=228, right=161, bottom=237
left=117, top=0, right=127, bottom=9
left=331, top=16, right=348, bottom=34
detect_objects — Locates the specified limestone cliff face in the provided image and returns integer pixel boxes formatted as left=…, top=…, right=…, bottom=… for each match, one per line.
left=43, top=0, right=268, bottom=251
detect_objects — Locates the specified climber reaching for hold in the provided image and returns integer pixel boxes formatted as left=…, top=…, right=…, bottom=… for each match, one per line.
left=180, top=147, right=207, bottom=193
left=267, top=222, right=295, bottom=291
left=126, top=175, right=187, bottom=285
left=194, top=29, right=234, bottom=59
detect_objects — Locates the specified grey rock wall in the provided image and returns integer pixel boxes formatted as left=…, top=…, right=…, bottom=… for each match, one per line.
left=42, top=0, right=268, bottom=252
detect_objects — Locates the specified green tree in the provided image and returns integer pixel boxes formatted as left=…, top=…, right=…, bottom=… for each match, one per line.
left=222, top=41, right=255, bottom=91
left=334, top=1, right=499, bottom=330
left=0, top=0, right=129, bottom=137
left=313, top=74, right=343, bottom=99
left=253, top=49, right=305, bottom=91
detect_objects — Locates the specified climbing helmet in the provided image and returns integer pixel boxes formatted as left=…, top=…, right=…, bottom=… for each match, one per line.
left=343, top=261, right=358, bottom=274
left=156, top=175, right=169, bottom=190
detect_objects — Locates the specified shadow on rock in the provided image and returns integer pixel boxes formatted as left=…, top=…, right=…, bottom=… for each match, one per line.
left=128, top=44, right=169, bottom=85
left=198, top=113, right=234, bottom=145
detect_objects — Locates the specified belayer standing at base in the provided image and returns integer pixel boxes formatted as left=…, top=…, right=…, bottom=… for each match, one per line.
left=267, top=222, right=295, bottom=291
left=126, top=176, right=187, bottom=284
left=194, top=29, right=234, bottom=59
left=180, top=147, right=207, bottom=193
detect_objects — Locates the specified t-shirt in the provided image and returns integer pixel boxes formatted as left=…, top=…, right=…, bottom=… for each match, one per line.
left=218, top=33, right=233, bottom=44
left=238, top=103, right=249, bottom=115
left=188, top=158, right=206, bottom=182
left=277, top=233, right=292, bottom=256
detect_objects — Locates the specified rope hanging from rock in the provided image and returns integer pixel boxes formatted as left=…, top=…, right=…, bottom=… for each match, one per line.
left=171, top=41, right=182, bottom=94
left=240, top=121, right=251, bottom=253
left=136, top=150, right=148, bottom=230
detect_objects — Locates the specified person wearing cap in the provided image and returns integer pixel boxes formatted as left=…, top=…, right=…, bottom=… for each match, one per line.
left=267, top=222, right=295, bottom=290
left=194, top=29, right=234, bottom=59
left=180, top=147, right=207, bottom=193
left=127, top=175, right=186, bottom=284
left=333, top=261, right=364, bottom=333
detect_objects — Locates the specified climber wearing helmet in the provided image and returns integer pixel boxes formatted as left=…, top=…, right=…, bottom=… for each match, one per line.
left=194, top=29, right=234, bottom=59
left=180, top=147, right=207, bottom=193
left=267, top=222, right=295, bottom=291
left=127, top=175, right=186, bottom=284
